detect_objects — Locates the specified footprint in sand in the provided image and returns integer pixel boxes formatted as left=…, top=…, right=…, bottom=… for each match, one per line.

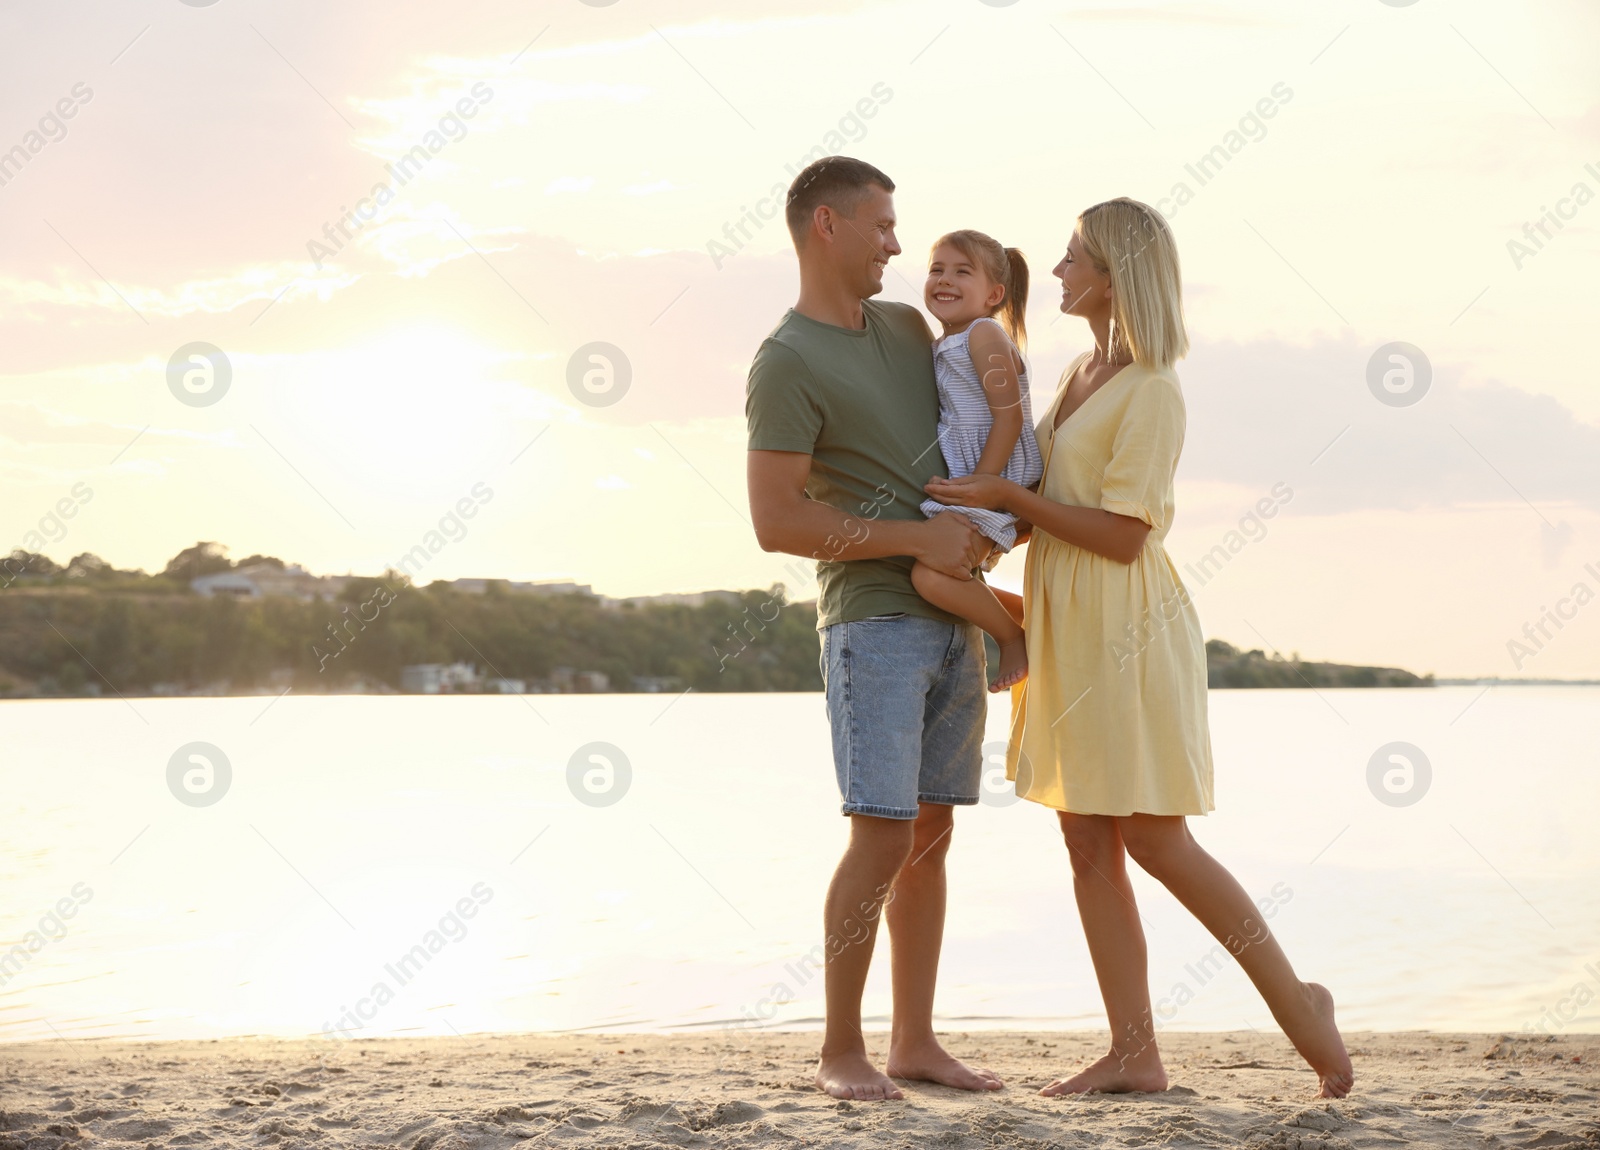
left=99, top=1117, right=176, bottom=1141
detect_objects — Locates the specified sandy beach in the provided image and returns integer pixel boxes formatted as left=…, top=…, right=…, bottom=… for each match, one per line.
left=3, top=1029, right=1596, bottom=1149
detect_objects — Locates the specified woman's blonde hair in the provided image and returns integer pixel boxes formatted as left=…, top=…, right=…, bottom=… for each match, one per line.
left=1075, top=198, right=1187, bottom=369
left=930, top=229, right=1029, bottom=350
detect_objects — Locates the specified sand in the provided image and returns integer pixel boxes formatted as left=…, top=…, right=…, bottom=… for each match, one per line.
left=2, top=1029, right=1596, bottom=1149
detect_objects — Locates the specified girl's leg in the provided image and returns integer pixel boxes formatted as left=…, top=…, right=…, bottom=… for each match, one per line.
left=991, top=586, right=1025, bottom=628
left=1043, top=813, right=1170, bottom=1095
left=1118, top=814, right=1354, bottom=1098
left=910, top=560, right=1027, bottom=691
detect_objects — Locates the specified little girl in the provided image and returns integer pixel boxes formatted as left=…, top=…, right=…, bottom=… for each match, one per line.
left=913, top=230, right=1043, bottom=692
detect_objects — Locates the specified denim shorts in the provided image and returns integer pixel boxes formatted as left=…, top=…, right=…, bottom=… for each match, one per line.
left=819, top=613, right=987, bottom=819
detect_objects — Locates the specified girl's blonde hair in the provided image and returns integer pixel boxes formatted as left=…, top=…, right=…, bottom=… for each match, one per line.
left=930, top=229, right=1029, bottom=350
left=1075, top=198, right=1188, bottom=369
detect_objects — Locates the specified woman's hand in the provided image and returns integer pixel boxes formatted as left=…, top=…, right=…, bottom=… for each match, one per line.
left=923, top=473, right=1017, bottom=512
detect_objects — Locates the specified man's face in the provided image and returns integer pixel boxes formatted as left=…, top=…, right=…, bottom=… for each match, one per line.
left=831, top=184, right=900, bottom=298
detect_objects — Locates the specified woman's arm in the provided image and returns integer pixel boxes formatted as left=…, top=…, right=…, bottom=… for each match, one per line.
left=1010, top=487, right=1150, bottom=564
left=922, top=473, right=1149, bottom=564
left=968, top=320, right=1025, bottom=476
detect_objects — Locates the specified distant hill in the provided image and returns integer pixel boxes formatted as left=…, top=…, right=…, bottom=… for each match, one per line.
left=1203, top=639, right=1430, bottom=689
left=0, top=543, right=1432, bottom=697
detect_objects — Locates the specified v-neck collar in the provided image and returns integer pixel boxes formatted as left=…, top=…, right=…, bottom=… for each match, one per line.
left=1050, top=354, right=1136, bottom=433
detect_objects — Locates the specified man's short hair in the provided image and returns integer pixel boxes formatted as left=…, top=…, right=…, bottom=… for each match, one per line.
left=785, top=157, right=894, bottom=249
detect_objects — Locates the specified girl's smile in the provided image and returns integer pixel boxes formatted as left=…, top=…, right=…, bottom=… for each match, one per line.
left=925, top=242, right=1006, bottom=334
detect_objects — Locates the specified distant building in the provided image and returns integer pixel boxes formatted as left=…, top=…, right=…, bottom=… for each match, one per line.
left=192, top=563, right=347, bottom=602
left=446, top=579, right=595, bottom=597
left=601, top=590, right=743, bottom=610
left=400, top=662, right=482, bottom=694
left=547, top=666, right=610, bottom=693
left=631, top=675, right=684, bottom=693
left=484, top=677, right=527, bottom=694
left=436, top=581, right=743, bottom=609
left=525, top=581, right=594, bottom=597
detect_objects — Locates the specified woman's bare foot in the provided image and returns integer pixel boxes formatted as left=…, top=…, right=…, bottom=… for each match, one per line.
left=1284, top=982, right=1354, bottom=1098
left=990, top=636, right=1028, bottom=693
left=815, top=1050, right=904, bottom=1101
left=886, top=1037, right=1004, bottom=1092
left=1039, top=1047, right=1169, bottom=1096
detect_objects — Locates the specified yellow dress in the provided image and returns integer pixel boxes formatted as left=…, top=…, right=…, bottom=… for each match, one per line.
left=1006, top=355, right=1215, bottom=816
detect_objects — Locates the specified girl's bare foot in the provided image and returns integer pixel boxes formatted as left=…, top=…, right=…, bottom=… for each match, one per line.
left=816, top=1050, right=904, bottom=1101
left=1285, top=982, right=1354, bottom=1098
left=1040, top=1047, right=1169, bottom=1096
left=990, top=637, right=1028, bottom=693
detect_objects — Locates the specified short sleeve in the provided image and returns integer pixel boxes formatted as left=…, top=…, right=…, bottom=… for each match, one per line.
left=1099, top=374, right=1185, bottom=530
left=746, top=339, right=822, bottom=454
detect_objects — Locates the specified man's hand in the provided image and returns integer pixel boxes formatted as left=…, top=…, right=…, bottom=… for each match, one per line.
left=917, top=512, right=990, bottom=579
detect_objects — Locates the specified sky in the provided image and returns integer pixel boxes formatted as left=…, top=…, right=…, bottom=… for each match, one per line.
left=2, top=0, right=1598, bottom=679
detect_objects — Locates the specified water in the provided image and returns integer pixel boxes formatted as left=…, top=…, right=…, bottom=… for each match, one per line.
left=2, top=688, right=1597, bottom=1044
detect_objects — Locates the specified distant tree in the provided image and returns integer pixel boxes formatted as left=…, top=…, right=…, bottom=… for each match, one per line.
left=64, top=552, right=112, bottom=579
left=163, top=542, right=232, bottom=582
left=234, top=554, right=287, bottom=570
left=5, top=549, right=60, bottom=576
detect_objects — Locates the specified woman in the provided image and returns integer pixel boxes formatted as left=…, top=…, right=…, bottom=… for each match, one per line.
left=924, top=198, right=1353, bottom=1099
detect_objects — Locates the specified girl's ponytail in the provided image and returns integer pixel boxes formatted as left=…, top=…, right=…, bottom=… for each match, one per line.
left=1001, top=246, right=1029, bottom=351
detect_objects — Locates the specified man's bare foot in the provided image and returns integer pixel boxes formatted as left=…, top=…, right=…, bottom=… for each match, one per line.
left=815, top=1050, right=904, bottom=1101
left=1284, top=982, right=1354, bottom=1098
left=990, top=637, right=1028, bottom=693
left=886, top=1037, right=1003, bottom=1092
left=1039, top=1049, right=1169, bottom=1096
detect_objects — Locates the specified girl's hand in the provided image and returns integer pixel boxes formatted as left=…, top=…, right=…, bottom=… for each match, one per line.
left=924, top=473, right=1016, bottom=512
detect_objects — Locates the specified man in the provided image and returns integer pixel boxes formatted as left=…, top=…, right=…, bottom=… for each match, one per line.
left=745, top=156, right=1004, bottom=1101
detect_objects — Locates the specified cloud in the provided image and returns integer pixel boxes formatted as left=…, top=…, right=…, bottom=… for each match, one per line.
left=1176, top=335, right=1600, bottom=514
left=545, top=176, right=596, bottom=195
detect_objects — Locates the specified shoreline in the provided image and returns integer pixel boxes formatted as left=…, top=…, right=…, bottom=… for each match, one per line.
left=3, top=679, right=1599, bottom=702
left=3, top=1029, right=1594, bottom=1149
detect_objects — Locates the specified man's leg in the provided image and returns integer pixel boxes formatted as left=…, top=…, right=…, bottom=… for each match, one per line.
left=882, top=620, right=1003, bottom=1090
left=814, top=615, right=933, bottom=1100
left=816, top=814, right=915, bottom=1100
left=884, top=802, right=1003, bottom=1090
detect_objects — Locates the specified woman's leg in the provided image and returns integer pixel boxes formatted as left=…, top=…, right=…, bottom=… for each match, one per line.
left=1043, top=812, right=1170, bottom=1095
left=910, top=560, right=1027, bottom=690
left=1118, top=814, right=1354, bottom=1098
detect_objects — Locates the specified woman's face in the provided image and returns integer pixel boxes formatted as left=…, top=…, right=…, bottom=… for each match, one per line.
left=1052, top=229, right=1111, bottom=320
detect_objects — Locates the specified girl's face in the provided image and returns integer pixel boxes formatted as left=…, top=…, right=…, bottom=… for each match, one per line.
left=925, top=242, right=1004, bottom=329
left=1052, top=229, right=1111, bottom=319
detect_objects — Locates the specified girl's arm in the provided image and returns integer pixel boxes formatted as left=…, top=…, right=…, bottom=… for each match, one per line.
left=968, top=320, right=1024, bottom=476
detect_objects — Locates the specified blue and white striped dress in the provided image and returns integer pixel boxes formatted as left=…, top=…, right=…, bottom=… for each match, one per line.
left=918, top=316, right=1045, bottom=553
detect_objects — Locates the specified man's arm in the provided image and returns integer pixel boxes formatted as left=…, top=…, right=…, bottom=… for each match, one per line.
left=748, top=450, right=990, bottom=579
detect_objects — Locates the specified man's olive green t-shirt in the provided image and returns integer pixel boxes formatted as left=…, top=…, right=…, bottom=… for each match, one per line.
left=746, top=299, right=961, bottom=629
